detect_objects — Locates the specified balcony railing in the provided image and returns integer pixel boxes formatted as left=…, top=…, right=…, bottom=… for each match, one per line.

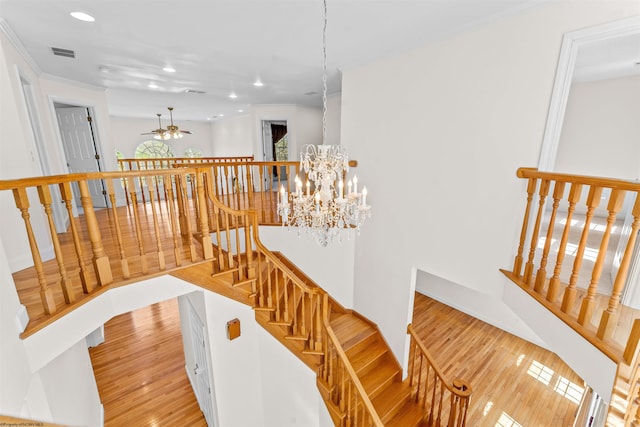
left=502, top=167, right=640, bottom=364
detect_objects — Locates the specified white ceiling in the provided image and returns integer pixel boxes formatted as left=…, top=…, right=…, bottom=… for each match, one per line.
left=1, top=0, right=637, bottom=122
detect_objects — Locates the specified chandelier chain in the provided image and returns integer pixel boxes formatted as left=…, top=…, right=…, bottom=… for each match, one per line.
left=322, top=0, right=328, bottom=146
left=276, top=0, right=370, bottom=246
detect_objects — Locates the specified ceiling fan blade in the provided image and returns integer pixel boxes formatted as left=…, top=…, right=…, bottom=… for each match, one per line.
left=181, top=130, right=193, bottom=134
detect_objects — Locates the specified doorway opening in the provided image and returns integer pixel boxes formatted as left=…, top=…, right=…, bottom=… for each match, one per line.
left=261, top=120, right=288, bottom=189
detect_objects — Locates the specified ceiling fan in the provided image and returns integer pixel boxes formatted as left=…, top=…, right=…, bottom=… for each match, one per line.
left=141, top=113, right=170, bottom=140
left=140, top=107, right=192, bottom=140
left=165, top=107, right=192, bottom=139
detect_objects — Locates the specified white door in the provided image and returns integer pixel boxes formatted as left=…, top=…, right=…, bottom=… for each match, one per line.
left=188, top=304, right=217, bottom=426
left=56, top=107, right=107, bottom=207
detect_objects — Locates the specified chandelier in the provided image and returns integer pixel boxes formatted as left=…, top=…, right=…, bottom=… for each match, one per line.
left=277, top=0, right=370, bottom=246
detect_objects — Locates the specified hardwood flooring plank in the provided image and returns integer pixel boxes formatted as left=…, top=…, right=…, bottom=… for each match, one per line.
left=412, top=292, right=583, bottom=427
left=89, top=298, right=206, bottom=427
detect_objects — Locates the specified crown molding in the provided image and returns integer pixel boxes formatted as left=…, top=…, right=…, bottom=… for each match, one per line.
left=0, top=18, right=42, bottom=75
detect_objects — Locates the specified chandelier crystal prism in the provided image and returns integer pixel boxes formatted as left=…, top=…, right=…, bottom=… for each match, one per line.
left=277, top=0, right=370, bottom=246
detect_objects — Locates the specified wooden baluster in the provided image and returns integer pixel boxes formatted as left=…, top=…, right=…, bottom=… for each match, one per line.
left=233, top=164, right=241, bottom=207
left=624, top=319, right=640, bottom=364
left=578, top=189, right=624, bottom=326
left=163, top=176, right=182, bottom=267
left=59, top=182, right=93, bottom=291
left=598, top=194, right=640, bottom=340
left=180, top=173, right=197, bottom=262
left=246, top=164, right=254, bottom=208
left=315, top=294, right=323, bottom=351
left=102, top=180, right=130, bottom=279
left=547, top=183, right=582, bottom=302
left=267, top=259, right=273, bottom=307
left=146, top=176, right=166, bottom=270
left=283, top=277, right=290, bottom=322
left=561, top=186, right=603, bottom=313
left=212, top=165, right=221, bottom=200
left=78, top=180, right=113, bottom=285
left=233, top=214, right=242, bottom=279
left=534, top=181, right=566, bottom=293
left=175, top=173, right=188, bottom=237
left=195, top=170, right=214, bottom=260
left=523, top=179, right=550, bottom=286
left=13, top=188, right=56, bottom=314
left=126, top=176, right=148, bottom=274
left=244, top=214, right=255, bottom=279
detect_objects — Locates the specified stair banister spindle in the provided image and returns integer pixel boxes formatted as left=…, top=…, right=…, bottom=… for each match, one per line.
left=524, top=179, right=550, bottom=286
left=13, top=187, right=56, bottom=314
left=195, top=170, right=214, bottom=260
left=126, top=176, right=148, bottom=274
left=163, top=175, right=182, bottom=267
left=561, top=185, right=603, bottom=313
left=514, top=178, right=538, bottom=277
left=59, top=181, right=93, bottom=291
left=547, top=182, right=582, bottom=302
left=145, top=176, right=166, bottom=271
left=180, top=173, right=197, bottom=262
left=104, top=178, right=132, bottom=278
left=598, top=193, right=640, bottom=340
left=37, top=184, right=75, bottom=304
left=78, top=179, right=113, bottom=285
left=534, top=181, right=565, bottom=293
left=578, top=189, right=624, bottom=326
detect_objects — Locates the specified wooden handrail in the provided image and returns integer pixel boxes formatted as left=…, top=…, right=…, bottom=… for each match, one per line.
left=504, top=168, right=640, bottom=365
left=117, top=156, right=254, bottom=171
left=407, top=324, right=472, bottom=427
left=320, top=293, right=385, bottom=427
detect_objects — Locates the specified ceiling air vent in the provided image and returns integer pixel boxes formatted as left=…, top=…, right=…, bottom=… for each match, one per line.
left=51, top=47, right=76, bottom=58
left=184, top=89, right=206, bottom=94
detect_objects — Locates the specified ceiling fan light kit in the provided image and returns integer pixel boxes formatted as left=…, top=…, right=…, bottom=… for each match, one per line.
left=141, top=107, right=192, bottom=140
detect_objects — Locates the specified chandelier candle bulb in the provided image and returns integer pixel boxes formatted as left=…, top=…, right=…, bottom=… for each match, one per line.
left=362, top=186, right=367, bottom=206
left=306, top=180, right=310, bottom=197
left=353, top=175, right=358, bottom=194
left=338, top=179, right=344, bottom=199
left=347, top=180, right=352, bottom=196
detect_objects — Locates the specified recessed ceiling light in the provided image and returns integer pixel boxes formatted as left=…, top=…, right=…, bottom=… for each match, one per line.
left=163, top=66, right=176, bottom=73
left=237, top=109, right=244, bottom=113
left=219, top=114, right=225, bottom=117
left=148, top=82, right=159, bottom=89
left=253, top=80, right=264, bottom=87
left=70, top=12, right=95, bottom=22
left=229, top=93, right=238, bottom=99
left=98, top=66, right=110, bottom=73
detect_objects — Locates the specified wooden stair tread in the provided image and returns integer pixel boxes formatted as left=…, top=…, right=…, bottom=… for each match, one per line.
left=371, top=380, right=414, bottom=423
left=385, top=400, right=425, bottom=427
left=347, top=334, right=388, bottom=375
left=359, top=357, right=401, bottom=399
left=330, top=313, right=376, bottom=351
left=170, top=262, right=253, bottom=306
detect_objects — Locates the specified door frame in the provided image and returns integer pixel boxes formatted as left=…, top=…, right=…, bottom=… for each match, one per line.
left=537, top=16, right=640, bottom=305
left=537, top=16, right=640, bottom=171
left=49, top=98, right=108, bottom=207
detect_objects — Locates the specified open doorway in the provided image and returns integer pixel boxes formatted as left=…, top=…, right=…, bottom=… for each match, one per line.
left=54, top=103, right=108, bottom=208
left=261, top=120, right=288, bottom=189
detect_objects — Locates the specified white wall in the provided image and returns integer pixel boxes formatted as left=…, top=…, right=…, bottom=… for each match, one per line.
left=212, top=104, right=327, bottom=161
left=556, top=75, right=640, bottom=180
left=211, top=114, right=255, bottom=157
left=341, top=0, right=639, bottom=381
left=110, top=116, right=215, bottom=159
left=38, top=339, right=102, bottom=427
left=259, top=226, right=355, bottom=309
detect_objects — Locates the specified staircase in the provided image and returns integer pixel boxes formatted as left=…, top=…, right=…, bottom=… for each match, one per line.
left=171, top=252, right=468, bottom=427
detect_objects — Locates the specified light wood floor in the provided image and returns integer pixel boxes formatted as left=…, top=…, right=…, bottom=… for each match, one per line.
left=89, top=298, right=207, bottom=426
left=90, top=290, right=587, bottom=426
left=412, top=292, right=583, bottom=427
